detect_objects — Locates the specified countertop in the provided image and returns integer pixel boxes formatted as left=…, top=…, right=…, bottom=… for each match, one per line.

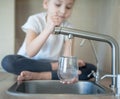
left=0, top=72, right=120, bottom=99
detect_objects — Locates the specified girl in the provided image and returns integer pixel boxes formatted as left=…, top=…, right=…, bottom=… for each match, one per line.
left=1, top=0, right=96, bottom=83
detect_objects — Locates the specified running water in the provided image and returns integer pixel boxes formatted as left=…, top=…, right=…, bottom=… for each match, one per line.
left=68, top=38, right=73, bottom=56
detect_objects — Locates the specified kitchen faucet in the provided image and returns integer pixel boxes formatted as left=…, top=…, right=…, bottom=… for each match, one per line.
left=55, top=27, right=119, bottom=96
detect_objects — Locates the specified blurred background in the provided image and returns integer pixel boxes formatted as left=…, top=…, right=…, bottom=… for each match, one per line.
left=0, top=0, right=120, bottom=75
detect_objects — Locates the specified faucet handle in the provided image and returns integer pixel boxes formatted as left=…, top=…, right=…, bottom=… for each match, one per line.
left=87, top=70, right=96, bottom=78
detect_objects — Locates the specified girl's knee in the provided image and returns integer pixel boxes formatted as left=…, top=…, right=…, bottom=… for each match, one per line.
left=78, top=63, right=97, bottom=80
left=86, top=63, right=97, bottom=72
left=1, top=55, right=12, bottom=67
left=1, top=55, right=17, bottom=74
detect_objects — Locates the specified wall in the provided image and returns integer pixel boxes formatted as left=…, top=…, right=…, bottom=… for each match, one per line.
left=15, top=0, right=44, bottom=53
left=69, top=0, right=120, bottom=74
left=0, top=0, right=15, bottom=70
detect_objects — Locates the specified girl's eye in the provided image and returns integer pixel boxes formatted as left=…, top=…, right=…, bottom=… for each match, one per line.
left=66, top=5, right=73, bottom=9
left=55, top=3, right=61, bottom=7
left=66, top=6, right=72, bottom=9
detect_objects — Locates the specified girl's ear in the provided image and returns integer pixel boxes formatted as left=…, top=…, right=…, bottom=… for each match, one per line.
left=43, top=0, right=48, bottom=9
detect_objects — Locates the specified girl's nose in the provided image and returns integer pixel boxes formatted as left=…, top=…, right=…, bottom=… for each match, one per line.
left=59, top=7, right=66, bottom=15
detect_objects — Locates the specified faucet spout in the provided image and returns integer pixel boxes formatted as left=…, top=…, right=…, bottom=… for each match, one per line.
left=55, top=27, right=119, bottom=95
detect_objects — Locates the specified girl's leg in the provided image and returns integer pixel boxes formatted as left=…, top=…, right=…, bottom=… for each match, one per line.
left=1, top=54, right=59, bottom=80
left=1, top=55, right=52, bottom=75
left=1, top=55, right=97, bottom=80
left=16, top=63, right=97, bottom=81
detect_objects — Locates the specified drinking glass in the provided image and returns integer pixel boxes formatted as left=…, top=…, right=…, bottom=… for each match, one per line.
left=57, top=56, right=78, bottom=82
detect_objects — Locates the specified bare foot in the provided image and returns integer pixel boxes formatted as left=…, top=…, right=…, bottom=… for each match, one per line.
left=17, top=71, right=51, bottom=81
left=17, top=71, right=39, bottom=81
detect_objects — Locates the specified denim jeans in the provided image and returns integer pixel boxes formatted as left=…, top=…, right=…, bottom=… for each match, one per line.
left=1, top=55, right=97, bottom=80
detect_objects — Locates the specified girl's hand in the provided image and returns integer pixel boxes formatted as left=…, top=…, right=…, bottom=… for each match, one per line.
left=51, top=15, right=63, bottom=27
left=60, top=70, right=81, bottom=84
left=45, top=15, right=63, bottom=33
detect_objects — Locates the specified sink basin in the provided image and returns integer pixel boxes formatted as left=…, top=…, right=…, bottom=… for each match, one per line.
left=7, top=80, right=114, bottom=95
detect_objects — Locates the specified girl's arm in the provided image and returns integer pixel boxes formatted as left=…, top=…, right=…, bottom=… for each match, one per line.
left=25, top=15, right=63, bottom=57
left=25, top=28, right=52, bottom=57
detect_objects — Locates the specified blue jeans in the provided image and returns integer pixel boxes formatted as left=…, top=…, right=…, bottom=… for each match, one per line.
left=1, top=55, right=97, bottom=80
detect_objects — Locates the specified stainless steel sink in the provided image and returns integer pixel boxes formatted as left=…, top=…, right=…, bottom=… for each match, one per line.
left=7, top=80, right=114, bottom=95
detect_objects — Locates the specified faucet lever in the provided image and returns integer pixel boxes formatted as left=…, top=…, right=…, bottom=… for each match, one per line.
left=87, top=70, right=96, bottom=78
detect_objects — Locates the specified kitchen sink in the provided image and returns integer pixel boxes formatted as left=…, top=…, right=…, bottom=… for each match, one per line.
left=7, top=80, right=114, bottom=95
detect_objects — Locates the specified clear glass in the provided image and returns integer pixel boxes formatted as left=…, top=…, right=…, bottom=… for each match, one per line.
left=57, top=56, right=78, bottom=82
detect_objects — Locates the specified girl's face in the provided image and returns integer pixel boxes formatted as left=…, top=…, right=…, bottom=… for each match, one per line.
left=43, top=0, right=74, bottom=22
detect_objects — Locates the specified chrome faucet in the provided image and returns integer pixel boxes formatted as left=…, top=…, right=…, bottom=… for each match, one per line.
left=55, top=27, right=119, bottom=96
